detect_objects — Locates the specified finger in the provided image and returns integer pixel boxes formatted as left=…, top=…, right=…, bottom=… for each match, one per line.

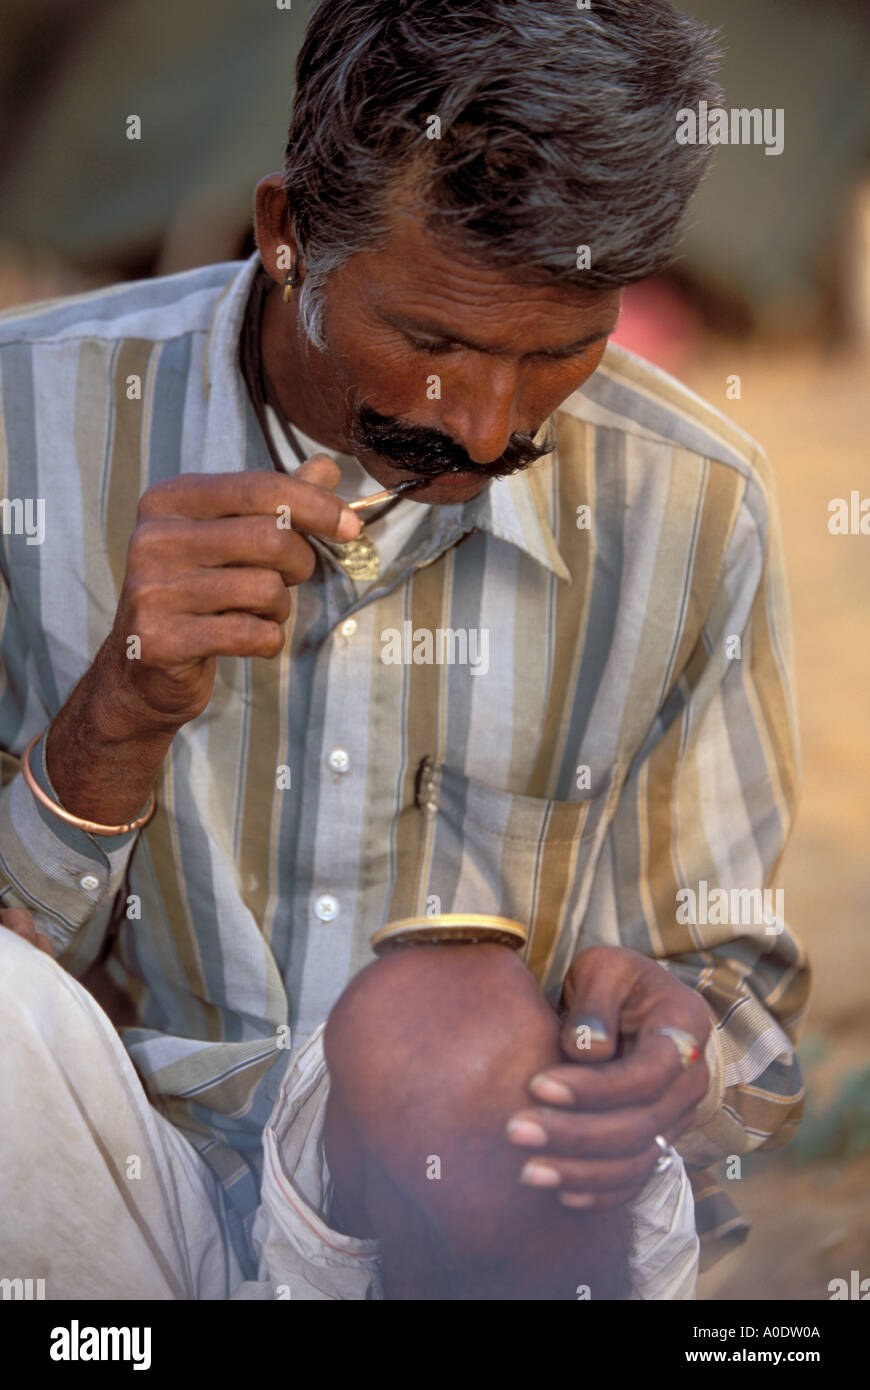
left=293, top=454, right=342, bottom=490
left=137, top=468, right=360, bottom=540
left=0, top=906, right=39, bottom=936
left=141, top=611, right=293, bottom=663
left=559, top=1185, right=646, bottom=1211
left=559, top=1010, right=618, bottom=1064
left=559, top=945, right=651, bottom=1061
left=140, top=516, right=321, bottom=585
left=553, top=1114, right=699, bottom=1209
left=517, top=1144, right=658, bottom=1195
left=0, top=918, right=37, bottom=945
left=160, top=568, right=294, bottom=621
left=139, top=464, right=342, bottom=517
left=667, top=1094, right=706, bottom=1144
left=506, top=1095, right=688, bottom=1159
left=0, top=912, right=54, bottom=957
left=529, top=1033, right=708, bottom=1111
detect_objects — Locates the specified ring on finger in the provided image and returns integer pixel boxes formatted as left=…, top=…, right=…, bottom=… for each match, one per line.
left=653, top=1132, right=675, bottom=1173
left=654, top=1026, right=701, bottom=1069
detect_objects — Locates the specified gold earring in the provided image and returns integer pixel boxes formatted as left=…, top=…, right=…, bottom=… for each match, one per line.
left=283, top=259, right=301, bottom=303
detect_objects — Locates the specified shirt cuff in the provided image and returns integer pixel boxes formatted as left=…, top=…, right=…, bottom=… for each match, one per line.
left=0, top=730, right=145, bottom=952
left=673, top=1013, right=728, bottom=1167
left=693, top=1020, right=726, bottom=1127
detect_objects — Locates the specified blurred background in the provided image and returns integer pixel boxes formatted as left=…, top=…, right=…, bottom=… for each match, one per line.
left=0, top=0, right=868, bottom=1301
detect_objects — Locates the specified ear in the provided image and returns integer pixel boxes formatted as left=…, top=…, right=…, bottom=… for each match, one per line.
left=253, top=174, right=299, bottom=282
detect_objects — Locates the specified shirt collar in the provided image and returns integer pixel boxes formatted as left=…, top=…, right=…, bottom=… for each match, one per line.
left=205, top=251, right=572, bottom=583
left=202, top=250, right=264, bottom=474
left=457, top=458, right=571, bottom=582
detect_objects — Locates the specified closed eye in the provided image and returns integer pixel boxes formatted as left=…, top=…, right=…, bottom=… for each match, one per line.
left=405, top=335, right=458, bottom=355
left=405, top=334, right=598, bottom=362
left=534, top=346, right=595, bottom=362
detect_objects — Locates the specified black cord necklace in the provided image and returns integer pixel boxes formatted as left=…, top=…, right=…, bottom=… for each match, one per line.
left=238, top=265, right=410, bottom=580
left=240, top=265, right=405, bottom=529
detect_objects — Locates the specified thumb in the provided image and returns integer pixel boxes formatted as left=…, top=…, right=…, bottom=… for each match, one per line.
left=559, top=1005, right=619, bottom=1063
left=293, top=452, right=342, bottom=491
left=558, top=945, right=651, bottom=1062
left=558, top=952, right=632, bottom=1062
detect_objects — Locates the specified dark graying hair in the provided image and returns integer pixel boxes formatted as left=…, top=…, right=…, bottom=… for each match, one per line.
left=283, top=0, right=723, bottom=349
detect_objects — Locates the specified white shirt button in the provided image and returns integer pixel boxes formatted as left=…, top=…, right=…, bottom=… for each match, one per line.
left=79, top=874, right=100, bottom=891
left=340, top=618, right=357, bottom=638
left=314, top=893, right=339, bottom=922
left=327, top=748, right=350, bottom=774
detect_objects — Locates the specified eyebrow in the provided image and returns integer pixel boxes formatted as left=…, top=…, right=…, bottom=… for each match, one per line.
left=380, top=311, right=614, bottom=358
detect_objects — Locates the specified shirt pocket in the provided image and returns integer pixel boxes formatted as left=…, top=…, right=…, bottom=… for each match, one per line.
left=386, top=755, right=627, bottom=988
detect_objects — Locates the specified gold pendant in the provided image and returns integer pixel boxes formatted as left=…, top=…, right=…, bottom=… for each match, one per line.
left=321, top=526, right=380, bottom=581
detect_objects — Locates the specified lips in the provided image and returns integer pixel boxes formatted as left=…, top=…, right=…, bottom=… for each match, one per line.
left=401, top=468, right=478, bottom=486
left=361, top=451, right=496, bottom=503
left=397, top=470, right=490, bottom=503
left=426, top=470, right=482, bottom=488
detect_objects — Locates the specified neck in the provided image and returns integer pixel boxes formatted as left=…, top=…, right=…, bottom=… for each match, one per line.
left=260, top=276, right=349, bottom=450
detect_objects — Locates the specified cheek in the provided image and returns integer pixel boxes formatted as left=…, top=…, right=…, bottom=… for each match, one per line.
left=329, top=325, right=427, bottom=414
left=581, top=341, right=610, bottom=376
left=529, top=344, right=610, bottom=413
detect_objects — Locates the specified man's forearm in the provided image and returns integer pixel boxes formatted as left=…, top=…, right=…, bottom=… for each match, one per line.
left=44, top=644, right=179, bottom=825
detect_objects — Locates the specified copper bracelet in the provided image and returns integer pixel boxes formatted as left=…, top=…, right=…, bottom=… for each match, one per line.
left=20, top=731, right=157, bottom=836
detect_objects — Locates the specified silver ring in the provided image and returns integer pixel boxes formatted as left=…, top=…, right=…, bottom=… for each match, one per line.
left=653, top=1133, right=674, bottom=1172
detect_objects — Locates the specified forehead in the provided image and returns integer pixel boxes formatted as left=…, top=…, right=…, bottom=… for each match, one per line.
left=348, top=206, right=620, bottom=339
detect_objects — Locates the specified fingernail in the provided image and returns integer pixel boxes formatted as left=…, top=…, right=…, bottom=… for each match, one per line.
left=559, top=1193, right=596, bottom=1208
left=519, top=1161, right=561, bottom=1188
left=529, top=1073, right=574, bottom=1104
left=506, top=1118, right=548, bottom=1148
left=569, top=1014, right=609, bottom=1044
left=338, top=510, right=361, bottom=541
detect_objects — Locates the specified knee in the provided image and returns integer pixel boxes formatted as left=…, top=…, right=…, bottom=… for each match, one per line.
left=323, top=945, right=576, bottom=1271
left=324, top=943, right=559, bottom=1124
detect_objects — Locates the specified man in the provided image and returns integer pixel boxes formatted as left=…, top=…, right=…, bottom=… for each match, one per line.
left=0, top=0, right=807, bottom=1300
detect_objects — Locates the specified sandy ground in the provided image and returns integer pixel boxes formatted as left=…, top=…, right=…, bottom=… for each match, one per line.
left=682, top=346, right=870, bottom=1301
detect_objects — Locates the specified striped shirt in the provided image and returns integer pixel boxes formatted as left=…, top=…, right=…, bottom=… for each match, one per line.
left=0, top=251, right=809, bottom=1273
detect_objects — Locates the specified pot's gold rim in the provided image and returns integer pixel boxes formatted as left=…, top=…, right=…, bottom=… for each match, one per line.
left=371, top=913, right=528, bottom=951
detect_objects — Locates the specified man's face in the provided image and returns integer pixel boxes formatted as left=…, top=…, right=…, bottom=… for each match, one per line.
left=316, top=209, right=622, bottom=505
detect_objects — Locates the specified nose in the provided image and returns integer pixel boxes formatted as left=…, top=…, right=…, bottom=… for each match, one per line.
left=438, top=357, right=523, bottom=465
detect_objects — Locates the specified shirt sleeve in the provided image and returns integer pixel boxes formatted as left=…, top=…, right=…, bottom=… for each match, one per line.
left=0, top=731, right=144, bottom=956
left=0, top=552, right=144, bottom=954
left=581, top=446, right=809, bottom=1167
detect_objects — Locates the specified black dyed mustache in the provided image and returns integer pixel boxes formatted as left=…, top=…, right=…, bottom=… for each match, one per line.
left=349, top=405, right=555, bottom=479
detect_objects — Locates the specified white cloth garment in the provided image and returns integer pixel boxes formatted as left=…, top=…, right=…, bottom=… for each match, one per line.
left=1, top=925, right=697, bottom=1300
left=232, top=1025, right=700, bottom=1301
left=0, top=928, right=243, bottom=1300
